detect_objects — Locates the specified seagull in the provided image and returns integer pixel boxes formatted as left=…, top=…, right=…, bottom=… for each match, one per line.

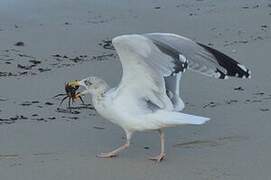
left=69, top=33, right=251, bottom=162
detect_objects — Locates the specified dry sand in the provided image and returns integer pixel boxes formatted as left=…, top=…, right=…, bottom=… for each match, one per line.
left=0, top=0, right=271, bottom=179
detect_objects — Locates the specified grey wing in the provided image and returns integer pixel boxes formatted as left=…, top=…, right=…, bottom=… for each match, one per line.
left=144, top=33, right=251, bottom=79
left=113, top=34, right=190, bottom=112
left=113, top=33, right=251, bottom=113
left=112, top=34, right=179, bottom=112
left=164, top=73, right=184, bottom=111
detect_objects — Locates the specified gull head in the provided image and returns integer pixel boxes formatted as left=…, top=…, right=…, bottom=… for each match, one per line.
left=59, top=77, right=108, bottom=108
left=78, top=76, right=109, bottom=96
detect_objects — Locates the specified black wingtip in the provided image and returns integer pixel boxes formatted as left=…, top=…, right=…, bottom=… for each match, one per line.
left=215, top=69, right=228, bottom=79
left=197, top=43, right=251, bottom=79
left=152, top=40, right=188, bottom=74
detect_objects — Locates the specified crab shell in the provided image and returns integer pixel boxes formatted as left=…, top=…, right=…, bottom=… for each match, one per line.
left=65, top=80, right=80, bottom=99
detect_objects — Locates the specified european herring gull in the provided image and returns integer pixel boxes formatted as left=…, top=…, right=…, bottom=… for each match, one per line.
left=68, top=33, right=251, bottom=162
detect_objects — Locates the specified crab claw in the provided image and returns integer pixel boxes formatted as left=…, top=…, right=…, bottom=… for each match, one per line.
left=74, top=92, right=85, bottom=105
left=74, top=92, right=81, bottom=99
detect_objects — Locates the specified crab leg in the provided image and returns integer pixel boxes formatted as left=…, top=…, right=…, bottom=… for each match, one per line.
left=78, top=96, right=85, bottom=105
left=68, top=97, right=71, bottom=109
left=59, top=95, right=69, bottom=107
left=54, top=93, right=67, bottom=98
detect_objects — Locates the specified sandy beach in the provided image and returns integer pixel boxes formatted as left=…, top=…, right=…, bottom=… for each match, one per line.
left=0, top=0, right=271, bottom=179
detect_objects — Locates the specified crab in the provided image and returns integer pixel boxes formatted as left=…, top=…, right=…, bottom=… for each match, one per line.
left=54, top=80, right=84, bottom=109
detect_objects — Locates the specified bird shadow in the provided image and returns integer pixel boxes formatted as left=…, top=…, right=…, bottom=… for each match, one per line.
left=173, top=135, right=248, bottom=149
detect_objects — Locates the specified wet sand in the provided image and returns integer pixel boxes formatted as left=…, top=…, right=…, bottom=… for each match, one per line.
left=0, top=0, right=271, bottom=179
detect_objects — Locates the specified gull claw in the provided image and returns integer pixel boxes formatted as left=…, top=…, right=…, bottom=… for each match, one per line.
left=96, top=152, right=118, bottom=158
left=148, top=153, right=166, bottom=162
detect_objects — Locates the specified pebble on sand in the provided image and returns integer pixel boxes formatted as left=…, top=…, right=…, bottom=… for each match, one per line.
left=14, top=42, right=25, bottom=46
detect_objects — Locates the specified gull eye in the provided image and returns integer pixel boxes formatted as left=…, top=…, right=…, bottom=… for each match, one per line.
left=84, top=80, right=92, bottom=86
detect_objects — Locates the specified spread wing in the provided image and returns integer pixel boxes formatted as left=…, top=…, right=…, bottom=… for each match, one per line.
left=145, top=33, right=251, bottom=79
left=112, top=33, right=251, bottom=113
left=112, top=34, right=187, bottom=111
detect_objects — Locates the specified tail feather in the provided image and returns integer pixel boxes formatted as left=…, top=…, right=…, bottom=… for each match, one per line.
left=152, top=110, right=210, bottom=127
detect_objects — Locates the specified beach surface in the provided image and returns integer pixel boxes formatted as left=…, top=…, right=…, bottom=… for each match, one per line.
left=0, top=0, right=271, bottom=179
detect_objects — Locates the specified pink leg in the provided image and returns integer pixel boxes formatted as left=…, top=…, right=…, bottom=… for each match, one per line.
left=149, top=129, right=166, bottom=162
left=97, top=130, right=132, bottom=158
